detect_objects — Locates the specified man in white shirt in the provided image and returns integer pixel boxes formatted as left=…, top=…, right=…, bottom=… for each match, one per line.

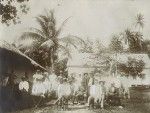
left=19, top=76, right=29, bottom=92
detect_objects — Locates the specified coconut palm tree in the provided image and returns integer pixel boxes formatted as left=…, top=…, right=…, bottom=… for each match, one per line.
left=120, top=13, right=144, bottom=53
left=135, top=13, right=144, bottom=31
left=19, top=10, right=84, bottom=69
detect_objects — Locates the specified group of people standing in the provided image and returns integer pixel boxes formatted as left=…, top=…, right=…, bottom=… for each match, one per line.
left=18, top=71, right=126, bottom=110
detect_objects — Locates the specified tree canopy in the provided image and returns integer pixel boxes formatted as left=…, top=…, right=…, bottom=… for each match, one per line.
left=0, top=0, right=30, bottom=26
left=118, top=57, right=145, bottom=78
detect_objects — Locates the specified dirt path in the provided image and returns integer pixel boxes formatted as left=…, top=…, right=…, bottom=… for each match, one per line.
left=13, top=101, right=150, bottom=113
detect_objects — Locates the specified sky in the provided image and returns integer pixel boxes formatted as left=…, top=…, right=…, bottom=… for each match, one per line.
left=0, top=0, right=150, bottom=45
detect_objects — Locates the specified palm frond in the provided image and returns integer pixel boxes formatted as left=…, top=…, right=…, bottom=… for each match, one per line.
left=41, top=39, right=54, bottom=48
left=42, top=10, right=56, bottom=24
left=38, top=10, right=57, bottom=38
left=135, top=13, right=144, bottom=29
left=59, top=36, right=77, bottom=48
left=55, top=16, right=72, bottom=38
left=58, top=44, right=72, bottom=59
left=19, top=40, right=41, bottom=52
left=36, top=17, right=49, bottom=38
left=69, top=35, right=86, bottom=45
left=48, top=10, right=56, bottom=25
left=20, top=32, right=45, bottom=42
left=29, top=27, right=46, bottom=38
left=60, top=35, right=85, bottom=49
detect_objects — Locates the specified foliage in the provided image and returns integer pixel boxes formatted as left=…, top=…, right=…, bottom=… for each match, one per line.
left=0, top=0, right=30, bottom=26
left=53, top=58, right=68, bottom=77
left=109, top=35, right=123, bottom=53
left=142, top=39, right=150, bottom=53
left=120, top=29, right=144, bottom=53
left=94, top=39, right=106, bottom=53
left=118, top=57, right=145, bottom=78
left=79, top=37, right=94, bottom=53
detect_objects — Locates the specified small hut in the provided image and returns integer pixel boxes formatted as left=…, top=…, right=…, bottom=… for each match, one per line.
left=0, top=40, right=46, bottom=112
left=0, top=40, right=46, bottom=80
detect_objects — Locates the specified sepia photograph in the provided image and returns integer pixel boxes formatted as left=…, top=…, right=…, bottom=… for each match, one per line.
left=0, top=0, right=150, bottom=113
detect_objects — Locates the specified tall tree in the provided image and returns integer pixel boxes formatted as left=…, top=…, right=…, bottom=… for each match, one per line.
left=19, top=10, right=84, bottom=70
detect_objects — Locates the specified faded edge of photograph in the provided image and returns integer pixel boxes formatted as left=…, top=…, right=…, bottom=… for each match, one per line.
left=0, top=0, right=150, bottom=113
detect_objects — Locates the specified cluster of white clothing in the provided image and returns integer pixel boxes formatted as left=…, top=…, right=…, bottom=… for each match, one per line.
left=31, top=73, right=59, bottom=97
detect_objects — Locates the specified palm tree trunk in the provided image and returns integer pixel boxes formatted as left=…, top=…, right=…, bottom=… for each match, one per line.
left=50, top=48, right=54, bottom=71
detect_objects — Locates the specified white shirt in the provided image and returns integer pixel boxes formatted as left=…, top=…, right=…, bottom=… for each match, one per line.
left=19, top=81, right=29, bottom=92
left=90, top=84, right=102, bottom=100
left=49, top=73, right=58, bottom=91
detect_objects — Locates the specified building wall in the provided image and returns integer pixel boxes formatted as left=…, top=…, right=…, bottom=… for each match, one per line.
left=68, top=67, right=94, bottom=76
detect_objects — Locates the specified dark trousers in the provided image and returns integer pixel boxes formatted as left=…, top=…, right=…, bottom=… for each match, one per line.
left=107, top=94, right=121, bottom=106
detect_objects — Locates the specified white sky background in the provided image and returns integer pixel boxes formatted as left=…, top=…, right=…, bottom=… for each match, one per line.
left=0, top=0, right=150, bottom=45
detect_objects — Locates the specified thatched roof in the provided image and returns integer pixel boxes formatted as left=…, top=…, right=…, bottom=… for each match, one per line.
left=0, top=40, right=46, bottom=71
